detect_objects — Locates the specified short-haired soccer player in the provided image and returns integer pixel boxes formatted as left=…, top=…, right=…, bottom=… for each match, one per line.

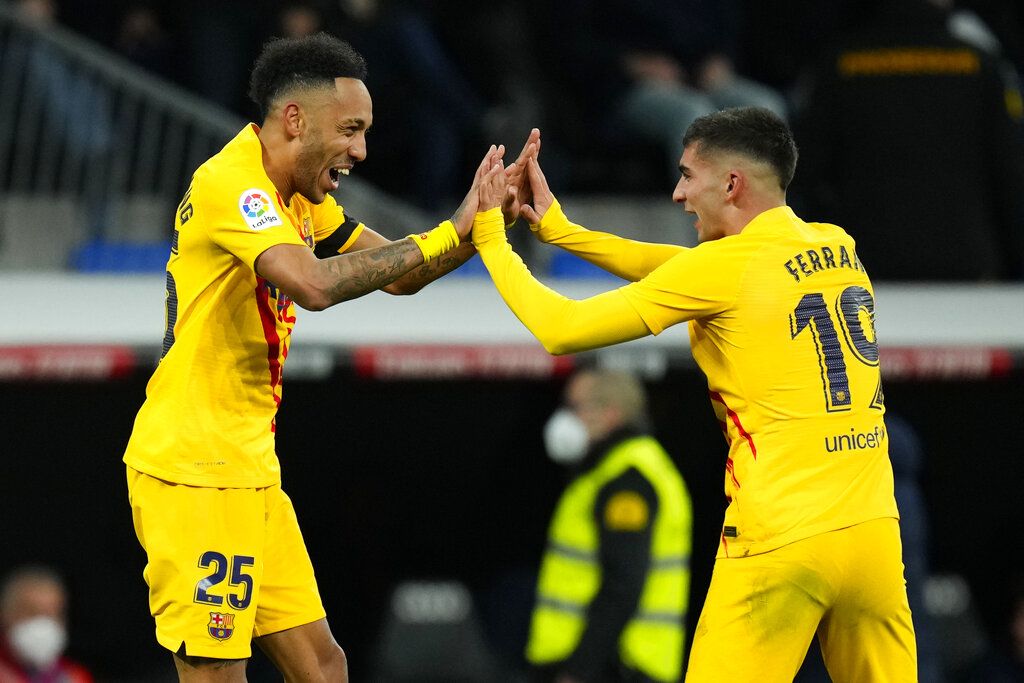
left=473, top=107, right=916, bottom=681
left=123, top=33, right=513, bottom=682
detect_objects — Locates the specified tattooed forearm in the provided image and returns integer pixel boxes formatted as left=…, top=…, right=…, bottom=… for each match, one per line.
left=323, top=238, right=423, bottom=304
left=393, top=242, right=478, bottom=293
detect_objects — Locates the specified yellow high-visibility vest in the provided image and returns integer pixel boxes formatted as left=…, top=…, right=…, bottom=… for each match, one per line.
left=527, top=435, right=692, bottom=682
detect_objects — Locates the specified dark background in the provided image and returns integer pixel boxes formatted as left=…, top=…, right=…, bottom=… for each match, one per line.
left=1, top=367, right=1022, bottom=681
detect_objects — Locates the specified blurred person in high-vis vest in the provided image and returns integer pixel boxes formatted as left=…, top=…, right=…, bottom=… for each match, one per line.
left=527, top=369, right=692, bottom=683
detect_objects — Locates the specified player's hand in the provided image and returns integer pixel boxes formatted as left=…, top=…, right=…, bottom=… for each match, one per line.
left=502, top=129, right=541, bottom=226
left=520, top=156, right=554, bottom=225
left=478, top=156, right=507, bottom=211
left=452, top=144, right=504, bottom=241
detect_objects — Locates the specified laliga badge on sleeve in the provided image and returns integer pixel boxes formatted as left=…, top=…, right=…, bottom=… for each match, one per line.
left=239, top=189, right=282, bottom=231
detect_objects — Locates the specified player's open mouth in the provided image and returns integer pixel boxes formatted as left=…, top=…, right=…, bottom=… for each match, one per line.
left=328, top=166, right=350, bottom=183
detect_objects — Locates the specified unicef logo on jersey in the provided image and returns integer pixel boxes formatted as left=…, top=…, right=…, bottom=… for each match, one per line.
left=238, top=188, right=282, bottom=231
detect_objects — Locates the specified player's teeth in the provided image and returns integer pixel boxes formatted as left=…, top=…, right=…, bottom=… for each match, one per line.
left=340, top=168, right=349, bottom=176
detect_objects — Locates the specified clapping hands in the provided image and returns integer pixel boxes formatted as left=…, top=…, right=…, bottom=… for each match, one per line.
left=466, top=128, right=558, bottom=248
left=472, top=128, right=554, bottom=226
left=451, top=143, right=505, bottom=242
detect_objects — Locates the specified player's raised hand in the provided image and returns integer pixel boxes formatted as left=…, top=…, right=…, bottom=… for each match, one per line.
left=452, top=144, right=505, bottom=241
left=520, top=156, right=554, bottom=225
left=502, top=129, right=541, bottom=226
left=478, top=157, right=508, bottom=211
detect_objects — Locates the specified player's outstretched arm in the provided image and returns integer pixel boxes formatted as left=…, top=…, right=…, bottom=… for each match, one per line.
left=367, top=143, right=504, bottom=294
left=522, top=158, right=684, bottom=281
left=255, top=146, right=503, bottom=308
left=473, top=162, right=651, bottom=355
left=345, top=228, right=477, bottom=296
left=255, top=236, right=437, bottom=311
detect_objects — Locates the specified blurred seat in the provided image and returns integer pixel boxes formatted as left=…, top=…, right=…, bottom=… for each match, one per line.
left=924, top=573, right=989, bottom=676
left=70, top=239, right=170, bottom=273
left=372, top=580, right=502, bottom=682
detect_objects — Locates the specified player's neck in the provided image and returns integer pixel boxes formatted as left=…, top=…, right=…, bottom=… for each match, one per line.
left=731, top=194, right=786, bottom=234
left=257, top=124, right=297, bottom=205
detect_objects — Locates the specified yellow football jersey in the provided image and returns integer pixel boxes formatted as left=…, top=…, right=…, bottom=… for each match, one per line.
left=619, top=206, right=898, bottom=558
left=123, top=125, right=364, bottom=488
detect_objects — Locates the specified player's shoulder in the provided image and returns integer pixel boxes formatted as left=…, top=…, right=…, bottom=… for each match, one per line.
left=686, top=231, right=763, bottom=265
left=192, top=127, right=275, bottom=202
left=191, top=156, right=280, bottom=220
left=803, top=219, right=853, bottom=241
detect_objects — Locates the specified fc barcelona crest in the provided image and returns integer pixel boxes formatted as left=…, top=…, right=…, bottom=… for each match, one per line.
left=208, top=612, right=235, bottom=640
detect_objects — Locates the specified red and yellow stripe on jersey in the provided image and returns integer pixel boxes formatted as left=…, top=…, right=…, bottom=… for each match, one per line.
left=124, top=125, right=363, bottom=488
left=475, top=205, right=899, bottom=559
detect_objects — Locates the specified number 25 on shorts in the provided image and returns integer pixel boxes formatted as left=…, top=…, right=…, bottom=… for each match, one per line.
left=193, top=552, right=255, bottom=610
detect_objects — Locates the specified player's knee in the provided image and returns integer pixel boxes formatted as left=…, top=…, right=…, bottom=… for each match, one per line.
left=319, top=642, right=347, bottom=682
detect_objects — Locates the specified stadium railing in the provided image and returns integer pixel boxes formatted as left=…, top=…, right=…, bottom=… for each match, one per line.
left=0, top=1, right=429, bottom=272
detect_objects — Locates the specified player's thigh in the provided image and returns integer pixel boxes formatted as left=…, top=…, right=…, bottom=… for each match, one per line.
left=818, top=518, right=917, bottom=683
left=685, top=548, right=826, bottom=682
left=252, top=485, right=327, bottom=639
left=256, top=618, right=347, bottom=683
left=128, top=467, right=267, bottom=660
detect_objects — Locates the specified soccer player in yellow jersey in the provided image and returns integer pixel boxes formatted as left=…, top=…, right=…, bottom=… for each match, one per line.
left=471, top=108, right=917, bottom=681
left=121, top=34, right=509, bottom=682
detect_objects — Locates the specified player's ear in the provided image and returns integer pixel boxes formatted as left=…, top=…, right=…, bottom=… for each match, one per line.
left=725, top=170, right=742, bottom=197
left=281, top=102, right=303, bottom=139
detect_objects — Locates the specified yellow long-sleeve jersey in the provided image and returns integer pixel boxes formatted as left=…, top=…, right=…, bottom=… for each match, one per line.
left=124, top=125, right=363, bottom=488
left=475, top=203, right=898, bottom=558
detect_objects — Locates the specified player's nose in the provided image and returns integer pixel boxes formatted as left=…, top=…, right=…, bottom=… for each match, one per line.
left=348, top=132, right=367, bottom=162
left=672, top=182, right=686, bottom=204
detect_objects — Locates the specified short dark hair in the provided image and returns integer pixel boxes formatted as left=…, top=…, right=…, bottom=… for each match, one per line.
left=682, top=107, right=798, bottom=191
left=248, top=32, right=368, bottom=119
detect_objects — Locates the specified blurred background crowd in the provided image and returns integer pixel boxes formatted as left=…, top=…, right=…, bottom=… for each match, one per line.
left=3, top=0, right=1024, bottom=280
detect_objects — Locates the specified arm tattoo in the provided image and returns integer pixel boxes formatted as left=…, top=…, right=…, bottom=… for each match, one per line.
left=397, top=243, right=477, bottom=290
left=323, top=238, right=422, bottom=304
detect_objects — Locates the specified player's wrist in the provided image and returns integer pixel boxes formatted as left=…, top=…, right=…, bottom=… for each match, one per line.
left=407, top=220, right=459, bottom=263
left=472, top=207, right=506, bottom=247
left=530, top=197, right=568, bottom=239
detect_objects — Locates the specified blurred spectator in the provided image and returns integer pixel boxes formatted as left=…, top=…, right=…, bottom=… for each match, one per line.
left=329, top=0, right=493, bottom=211
left=955, top=0, right=1024, bottom=77
left=13, top=0, right=113, bottom=237
left=431, top=0, right=547, bottom=152
left=738, top=0, right=865, bottom=95
left=0, top=566, right=92, bottom=683
left=887, top=413, right=944, bottom=682
left=280, top=2, right=324, bottom=39
left=114, top=4, right=174, bottom=81
left=527, top=369, right=692, bottom=683
left=545, top=0, right=787, bottom=190
left=956, top=574, right=1024, bottom=682
left=178, top=0, right=270, bottom=115
left=792, top=0, right=1024, bottom=281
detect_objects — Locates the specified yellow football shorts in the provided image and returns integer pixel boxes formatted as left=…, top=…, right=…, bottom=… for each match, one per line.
left=686, top=517, right=916, bottom=682
left=127, top=466, right=326, bottom=659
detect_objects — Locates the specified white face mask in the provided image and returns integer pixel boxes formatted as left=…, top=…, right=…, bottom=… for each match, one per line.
left=8, top=615, right=66, bottom=671
left=543, top=408, right=590, bottom=465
